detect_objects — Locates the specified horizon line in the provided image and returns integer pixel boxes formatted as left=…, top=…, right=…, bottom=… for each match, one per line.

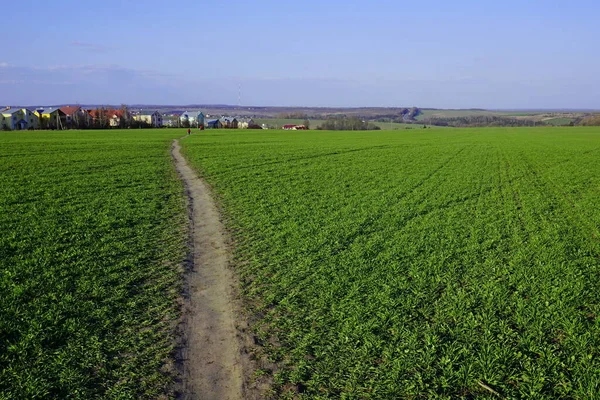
left=5, top=104, right=600, bottom=112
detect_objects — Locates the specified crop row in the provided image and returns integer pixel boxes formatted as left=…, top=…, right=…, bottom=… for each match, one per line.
left=182, top=128, right=600, bottom=398
left=0, top=131, right=186, bottom=399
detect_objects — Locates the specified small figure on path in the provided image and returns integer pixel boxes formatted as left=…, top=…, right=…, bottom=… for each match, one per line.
left=187, top=128, right=191, bottom=135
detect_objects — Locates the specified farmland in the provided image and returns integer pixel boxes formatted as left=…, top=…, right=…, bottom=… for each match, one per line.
left=414, top=109, right=544, bottom=120
left=3, top=127, right=600, bottom=398
left=0, top=130, right=186, bottom=399
left=542, top=117, right=575, bottom=126
left=255, top=118, right=437, bottom=130
left=181, top=127, right=600, bottom=398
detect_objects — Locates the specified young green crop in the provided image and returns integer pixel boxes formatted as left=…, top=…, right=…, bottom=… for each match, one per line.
left=0, top=130, right=186, bottom=399
left=181, top=127, right=600, bottom=398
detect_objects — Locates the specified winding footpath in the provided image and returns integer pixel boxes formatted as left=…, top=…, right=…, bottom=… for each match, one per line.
left=171, top=138, right=243, bottom=400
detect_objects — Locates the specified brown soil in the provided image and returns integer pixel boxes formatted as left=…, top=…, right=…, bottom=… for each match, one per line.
left=171, top=138, right=244, bottom=400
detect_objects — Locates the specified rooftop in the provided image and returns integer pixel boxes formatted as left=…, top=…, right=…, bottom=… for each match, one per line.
left=38, top=107, right=65, bottom=115
left=59, top=105, right=81, bottom=115
left=181, top=111, right=204, bottom=118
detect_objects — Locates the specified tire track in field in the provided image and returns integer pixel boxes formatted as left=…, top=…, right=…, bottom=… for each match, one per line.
left=323, top=145, right=469, bottom=257
left=171, top=138, right=244, bottom=400
left=214, top=144, right=395, bottom=175
left=515, top=147, right=600, bottom=242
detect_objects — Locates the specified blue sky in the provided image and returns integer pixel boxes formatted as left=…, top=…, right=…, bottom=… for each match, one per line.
left=1, top=0, right=599, bottom=108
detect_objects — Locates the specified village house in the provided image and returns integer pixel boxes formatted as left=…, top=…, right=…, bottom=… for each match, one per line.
left=1, top=108, right=39, bottom=130
left=133, top=110, right=163, bottom=127
left=220, top=116, right=238, bottom=129
left=35, top=107, right=67, bottom=129
left=87, top=109, right=105, bottom=126
left=161, top=114, right=178, bottom=127
left=205, top=119, right=222, bottom=129
left=179, top=111, right=205, bottom=127
left=59, top=106, right=92, bottom=128
left=237, top=117, right=255, bottom=129
left=88, top=109, right=130, bottom=127
left=0, top=107, right=9, bottom=129
left=107, top=110, right=129, bottom=127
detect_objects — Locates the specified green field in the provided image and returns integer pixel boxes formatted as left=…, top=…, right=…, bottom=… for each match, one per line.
left=3, top=127, right=600, bottom=398
left=181, top=128, right=600, bottom=398
left=0, top=130, right=186, bottom=399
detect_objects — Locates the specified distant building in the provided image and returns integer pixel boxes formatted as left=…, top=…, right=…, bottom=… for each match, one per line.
left=161, top=115, right=178, bottom=127
left=180, top=111, right=205, bottom=127
left=133, top=110, right=163, bottom=127
left=237, top=117, right=255, bottom=129
left=35, top=107, right=67, bottom=129
left=220, top=116, right=238, bottom=129
left=205, top=119, right=222, bottom=129
left=59, top=105, right=92, bottom=128
left=88, top=109, right=130, bottom=127
left=107, top=110, right=129, bottom=127
left=1, top=108, right=39, bottom=130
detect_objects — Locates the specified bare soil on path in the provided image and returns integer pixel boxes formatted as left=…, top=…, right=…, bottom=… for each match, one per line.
left=171, top=138, right=244, bottom=400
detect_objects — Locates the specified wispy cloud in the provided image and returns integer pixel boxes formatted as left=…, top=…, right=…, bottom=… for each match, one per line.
left=71, top=41, right=109, bottom=53
left=0, top=62, right=8, bottom=68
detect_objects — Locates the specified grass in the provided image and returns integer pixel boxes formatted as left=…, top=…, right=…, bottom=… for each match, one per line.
left=0, top=130, right=186, bottom=399
left=181, top=127, right=600, bottom=398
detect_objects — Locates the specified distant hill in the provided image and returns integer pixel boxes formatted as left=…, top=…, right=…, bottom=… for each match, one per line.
left=13, top=103, right=598, bottom=127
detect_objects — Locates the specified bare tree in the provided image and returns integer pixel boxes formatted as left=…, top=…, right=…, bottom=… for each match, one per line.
left=119, top=104, right=131, bottom=128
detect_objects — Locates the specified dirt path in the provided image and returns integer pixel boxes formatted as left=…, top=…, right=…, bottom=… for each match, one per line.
left=172, top=138, right=244, bottom=400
